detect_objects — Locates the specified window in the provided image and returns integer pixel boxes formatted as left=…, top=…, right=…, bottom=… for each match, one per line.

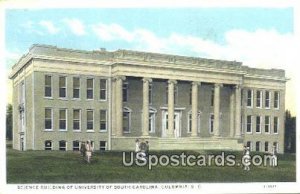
left=149, top=112, right=155, bottom=133
left=123, top=82, right=128, bottom=102
left=247, top=90, right=253, bottom=107
left=189, top=86, right=192, bottom=105
left=265, top=91, right=270, bottom=108
left=87, top=110, right=94, bottom=131
left=274, top=91, right=279, bottom=109
left=256, top=116, right=261, bottom=133
left=274, top=117, right=279, bottom=134
left=265, top=142, right=269, bottom=152
left=209, top=114, right=214, bottom=134
left=73, top=109, right=81, bottom=131
left=188, top=111, right=201, bottom=133
left=44, top=140, right=52, bottom=150
left=86, top=78, right=94, bottom=99
left=73, top=77, right=80, bottom=99
left=59, top=109, right=67, bottom=131
left=211, top=88, right=214, bottom=106
left=44, top=75, right=52, bottom=97
left=273, top=142, right=278, bottom=153
left=100, top=109, right=107, bottom=131
left=256, top=141, right=260, bottom=152
left=59, top=140, right=67, bottom=151
left=149, top=83, right=153, bottom=104
left=45, top=108, right=52, bottom=130
left=246, top=141, right=252, bottom=151
left=256, top=90, right=262, bottom=108
left=59, top=76, right=67, bottom=98
left=123, top=108, right=131, bottom=133
left=246, top=115, right=252, bottom=133
left=100, top=141, right=107, bottom=151
left=73, top=141, right=80, bottom=151
left=265, top=116, right=270, bottom=133
left=165, top=83, right=168, bottom=104
left=100, top=79, right=107, bottom=100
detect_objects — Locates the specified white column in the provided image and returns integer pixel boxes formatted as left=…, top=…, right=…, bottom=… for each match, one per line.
left=168, top=79, right=177, bottom=137
left=142, top=78, right=152, bottom=136
left=191, top=81, right=200, bottom=137
left=115, top=76, right=125, bottom=137
left=235, top=85, right=242, bottom=138
left=213, top=83, right=222, bottom=137
left=229, top=89, right=235, bottom=137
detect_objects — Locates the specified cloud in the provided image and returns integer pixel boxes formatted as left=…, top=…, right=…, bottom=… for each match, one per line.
left=39, top=20, right=60, bottom=34
left=63, top=18, right=86, bottom=36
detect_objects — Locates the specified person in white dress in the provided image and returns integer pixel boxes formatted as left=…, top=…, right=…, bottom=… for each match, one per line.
left=85, top=140, right=93, bottom=163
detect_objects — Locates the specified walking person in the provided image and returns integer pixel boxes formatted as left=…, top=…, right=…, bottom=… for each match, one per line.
left=85, top=140, right=93, bottom=163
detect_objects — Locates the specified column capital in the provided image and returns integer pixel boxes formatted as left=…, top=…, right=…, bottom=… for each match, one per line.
left=214, top=83, right=223, bottom=88
left=168, top=79, right=177, bottom=85
left=234, top=84, right=242, bottom=90
left=192, top=81, right=201, bottom=86
left=114, top=76, right=126, bottom=82
left=142, top=77, right=153, bottom=83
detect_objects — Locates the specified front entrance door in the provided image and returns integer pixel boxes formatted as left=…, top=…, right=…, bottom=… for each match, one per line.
left=162, top=111, right=181, bottom=138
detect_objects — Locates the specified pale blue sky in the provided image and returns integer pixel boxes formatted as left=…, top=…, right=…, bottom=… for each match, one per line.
left=5, top=8, right=296, bottom=114
left=5, top=8, right=293, bottom=66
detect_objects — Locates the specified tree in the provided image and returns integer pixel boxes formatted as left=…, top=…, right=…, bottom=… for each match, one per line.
left=284, top=110, right=296, bottom=153
left=6, top=104, right=13, bottom=140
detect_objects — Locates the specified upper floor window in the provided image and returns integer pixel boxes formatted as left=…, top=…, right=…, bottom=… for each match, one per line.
left=44, top=75, right=52, bottom=97
left=274, top=91, right=280, bottom=109
left=100, top=109, right=107, bottom=132
left=59, top=76, right=67, bottom=98
left=209, top=114, right=214, bottom=134
left=100, top=79, right=107, bottom=101
left=87, top=109, right=94, bottom=131
left=265, top=91, right=270, bottom=109
left=274, top=116, right=279, bottom=134
left=256, top=90, right=262, bottom=108
left=256, top=116, right=261, bottom=133
left=73, top=109, right=81, bottom=131
left=246, top=90, right=253, bottom=107
left=86, top=78, right=94, bottom=99
left=246, top=115, right=252, bottom=133
left=149, top=83, right=153, bottom=104
left=73, top=77, right=80, bottom=99
left=189, top=86, right=192, bottom=105
left=59, top=109, right=67, bottom=131
left=45, top=108, right=52, bottom=130
left=265, top=116, right=270, bottom=133
left=123, top=82, right=128, bottom=102
left=211, top=88, right=214, bottom=106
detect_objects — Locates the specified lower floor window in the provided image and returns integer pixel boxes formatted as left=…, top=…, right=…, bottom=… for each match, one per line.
left=73, top=140, right=80, bottom=151
left=45, top=140, right=52, bottom=150
left=209, top=114, right=214, bottom=134
left=100, top=141, right=107, bottom=151
left=255, top=141, right=260, bottom=152
left=246, top=141, right=252, bottom=151
left=123, top=110, right=131, bottom=133
left=265, top=141, right=269, bottom=152
left=59, top=140, right=67, bottom=151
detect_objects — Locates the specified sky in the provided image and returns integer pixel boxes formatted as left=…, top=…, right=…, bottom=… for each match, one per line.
left=4, top=7, right=296, bottom=115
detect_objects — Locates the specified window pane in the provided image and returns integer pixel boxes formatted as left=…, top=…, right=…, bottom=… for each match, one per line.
left=45, top=120, right=52, bottom=129
left=73, top=121, right=80, bottom=130
left=73, top=89, right=79, bottom=98
left=45, top=75, right=51, bottom=85
left=100, top=79, right=106, bottom=88
left=100, top=90, right=106, bottom=100
left=59, top=121, right=66, bottom=129
left=45, top=109, right=51, bottom=118
left=73, top=77, right=80, bottom=88
left=87, top=79, right=93, bottom=88
left=45, top=87, right=51, bottom=97
left=59, top=76, right=66, bottom=87
left=59, top=109, right=66, bottom=119
left=59, top=88, right=66, bottom=97
left=87, top=111, right=93, bottom=120
left=73, top=109, right=80, bottom=119
left=100, top=110, right=106, bottom=120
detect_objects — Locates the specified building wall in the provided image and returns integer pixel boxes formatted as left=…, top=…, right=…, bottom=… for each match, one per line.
left=32, top=71, right=110, bottom=150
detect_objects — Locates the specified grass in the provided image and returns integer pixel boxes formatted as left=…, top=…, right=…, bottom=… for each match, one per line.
left=6, top=148, right=296, bottom=183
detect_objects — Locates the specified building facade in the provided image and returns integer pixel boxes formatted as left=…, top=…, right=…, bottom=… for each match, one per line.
left=10, top=44, right=287, bottom=153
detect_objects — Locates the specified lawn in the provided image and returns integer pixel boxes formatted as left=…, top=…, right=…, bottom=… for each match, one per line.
left=6, top=148, right=296, bottom=183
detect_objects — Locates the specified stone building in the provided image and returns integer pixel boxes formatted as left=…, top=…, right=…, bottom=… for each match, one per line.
left=9, top=44, right=287, bottom=153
